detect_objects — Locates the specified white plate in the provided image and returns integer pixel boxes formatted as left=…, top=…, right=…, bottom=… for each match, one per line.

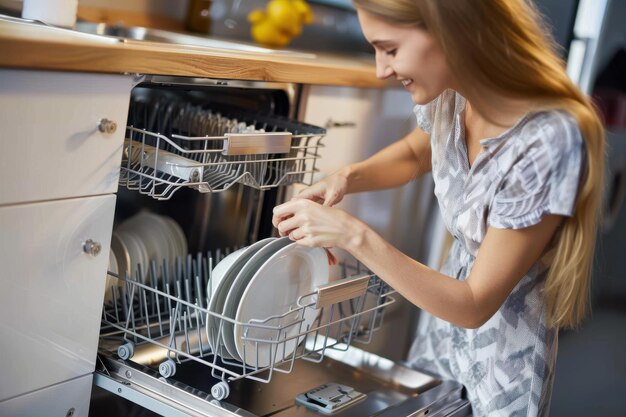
left=164, top=217, right=187, bottom=260
left=104, top=248, right=120, bottom=303
left=234, top=244, right=329, bottom=368
left=110, top=231, right=131, bottom=278
left=221, top=237, right=292, bottom=359
left=205, top=238, right=275, bottom=359
left=131, top=212, right=171, bottom=267
left=117, top=230, right=149, bottom=281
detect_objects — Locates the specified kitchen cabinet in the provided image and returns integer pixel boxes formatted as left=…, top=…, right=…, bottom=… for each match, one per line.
left=0, top=69, right=132, bottom=414
left=0, top=195, right=116, bottom=401
left=0, top=70, right=132, bottom=206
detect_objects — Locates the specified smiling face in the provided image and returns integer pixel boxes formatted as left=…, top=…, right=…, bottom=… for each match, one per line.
left=357, top=8, right=455, bottom=104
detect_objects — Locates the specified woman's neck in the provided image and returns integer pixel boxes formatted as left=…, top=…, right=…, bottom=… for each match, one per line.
left=463, top=90, right=533, bottom=131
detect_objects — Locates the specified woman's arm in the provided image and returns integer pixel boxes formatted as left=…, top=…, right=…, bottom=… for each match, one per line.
left=342, top=126, right=432, bottom=193
left=272, top=200, right=563, bottom=329
left=291, top=126, right=431, bottom=207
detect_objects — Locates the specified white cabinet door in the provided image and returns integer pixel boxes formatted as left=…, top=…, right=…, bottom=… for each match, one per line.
left=302, top=85, right=416, bottom=174
left=0, top=374, right=92, bottom=417
left=0, top=195, right=116, bottom=401
left=0, top=69, right=132, bottom=205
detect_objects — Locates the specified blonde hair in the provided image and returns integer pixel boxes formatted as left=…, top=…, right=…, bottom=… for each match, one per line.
left=354, top=0, right=605, bottom=329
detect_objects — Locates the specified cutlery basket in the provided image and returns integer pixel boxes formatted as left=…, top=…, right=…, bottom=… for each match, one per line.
left=100, top=250, right=395, bottom=401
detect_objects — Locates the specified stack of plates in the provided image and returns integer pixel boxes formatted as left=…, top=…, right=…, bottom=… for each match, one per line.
left=103, top=249, right=121, bottom=303
left=206, top=237, right=329, bottom=368
left=108, top=212, right=188, bottom=284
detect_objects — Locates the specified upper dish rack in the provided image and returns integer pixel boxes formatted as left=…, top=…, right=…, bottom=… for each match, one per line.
left=99, top=247, right=395, bottom=401
left=120, top=92, right=326, bottom=200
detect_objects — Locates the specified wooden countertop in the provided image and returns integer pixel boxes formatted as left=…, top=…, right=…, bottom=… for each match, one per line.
left=0, top=17, right=390, bottom=88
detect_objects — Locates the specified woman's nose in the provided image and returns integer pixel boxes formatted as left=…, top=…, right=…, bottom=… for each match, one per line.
left=375, top=56, right=394, bottom=79
left=376, top=65, right=394, bottom=79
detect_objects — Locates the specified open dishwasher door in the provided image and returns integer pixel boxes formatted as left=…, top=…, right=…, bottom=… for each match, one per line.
left=93, top=338, right=470, bottom=417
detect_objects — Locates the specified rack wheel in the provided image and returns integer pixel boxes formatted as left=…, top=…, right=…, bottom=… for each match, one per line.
left=117, top=342, right=135, bottom=360
left=211, top=381, right=230, bottom=400
left=159, top=359, right=177, bottom=378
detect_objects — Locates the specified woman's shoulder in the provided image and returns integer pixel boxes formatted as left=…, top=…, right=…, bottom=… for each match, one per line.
left=517, top=109, right=584, bottom=153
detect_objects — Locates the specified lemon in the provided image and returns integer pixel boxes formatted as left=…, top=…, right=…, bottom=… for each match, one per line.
left=251, top=20, right=291, bottom=48
left=247, top=9, right=266, bottom=25
left=292, top=0, right=314, bottom=24
left=267, top=0, right=300, bottom=31
left=284, top=22, right=302, bottom=37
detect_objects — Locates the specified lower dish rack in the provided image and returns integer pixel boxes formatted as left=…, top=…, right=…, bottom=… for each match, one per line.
left=99, top=247, right=396, bottom=401
left=120, top=91, right=326, bottom=200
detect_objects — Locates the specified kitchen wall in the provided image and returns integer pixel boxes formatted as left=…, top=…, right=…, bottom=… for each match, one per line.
left=79, top=0, right=188, bottom=19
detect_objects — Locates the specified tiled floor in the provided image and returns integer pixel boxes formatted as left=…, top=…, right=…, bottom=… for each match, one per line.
left=550, top=303, right=626, bottom=416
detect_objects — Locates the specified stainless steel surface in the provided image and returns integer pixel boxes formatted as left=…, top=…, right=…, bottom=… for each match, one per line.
left=320, top=343, right=438, bottom=392
left=0, top=14, right=122, bottom=44
left=94, top=360, right=242, bottom=417
left=98, top=118, right=117, bottom=134
left=140, top=76, right=300, bottom=121
left=374, top=382, right=470, bottom=417
left=95, top=334, right=447, bottom=417
left=73, top=22, right=317, bottom=59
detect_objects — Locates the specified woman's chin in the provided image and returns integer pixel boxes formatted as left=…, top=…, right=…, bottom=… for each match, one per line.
left=409, top=88, right=443, bottom=105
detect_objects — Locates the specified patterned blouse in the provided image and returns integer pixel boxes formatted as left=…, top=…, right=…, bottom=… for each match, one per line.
left=406, top=89, right=584, bottom=417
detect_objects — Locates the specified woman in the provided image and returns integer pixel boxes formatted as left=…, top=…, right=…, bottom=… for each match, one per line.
left=272, top=0, right=605, bottom=415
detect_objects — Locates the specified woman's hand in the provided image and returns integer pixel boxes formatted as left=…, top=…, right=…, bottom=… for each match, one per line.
left=293, top=170, right=350, bottom=206
left=272, top=199, right=364, bottom=250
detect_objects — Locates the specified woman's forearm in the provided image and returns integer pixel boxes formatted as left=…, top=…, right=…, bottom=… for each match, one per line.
left=346, top=220, right=483, bottom=329
left=342, top=127, right=432, bottom=194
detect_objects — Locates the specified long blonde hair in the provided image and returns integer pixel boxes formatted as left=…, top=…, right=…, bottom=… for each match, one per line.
left=354, top=0, right=606, bottom=329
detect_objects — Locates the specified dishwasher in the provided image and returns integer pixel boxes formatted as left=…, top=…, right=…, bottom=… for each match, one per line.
left=92, top=74, right=471, bottom=417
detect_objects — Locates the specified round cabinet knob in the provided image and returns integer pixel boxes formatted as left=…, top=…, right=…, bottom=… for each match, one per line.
left=83, top=239, right=102, bottom=257
left=98, top=118, right=118, bottom=134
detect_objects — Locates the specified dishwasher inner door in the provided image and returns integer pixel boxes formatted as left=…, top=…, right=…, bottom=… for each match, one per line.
left=93, top=340, right=470, bottom=417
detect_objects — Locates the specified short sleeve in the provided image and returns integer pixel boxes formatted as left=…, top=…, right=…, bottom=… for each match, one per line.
left=487, top=113, right=585, bottom=229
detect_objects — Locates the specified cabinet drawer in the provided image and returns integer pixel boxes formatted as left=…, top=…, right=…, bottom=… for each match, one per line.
left=0, top=70, right=132, bottom=205
left=0, top=374, right=92, bottom=417
left=0, top=195, right=116, bottom=401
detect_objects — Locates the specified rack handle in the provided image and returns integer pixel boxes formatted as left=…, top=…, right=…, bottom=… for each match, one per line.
left=314, top=274, right=370, bottom=309
left=223, top=132, right=292, bottom=156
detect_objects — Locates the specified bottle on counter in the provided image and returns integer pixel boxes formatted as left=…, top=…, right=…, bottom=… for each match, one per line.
left=186, top=0, right=213, bottom=34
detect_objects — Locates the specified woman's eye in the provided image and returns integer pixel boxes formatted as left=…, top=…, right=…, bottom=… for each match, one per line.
left=385, top=49, right=397, bottom=57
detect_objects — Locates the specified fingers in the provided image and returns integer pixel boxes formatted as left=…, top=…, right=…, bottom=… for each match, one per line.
left=323, top=189, right=341, bottom=206
left=272, top=200, right=310, bottom=236
left=294, top=184, right=325, bottom=201
left=275, top=214, right=301, bottom=237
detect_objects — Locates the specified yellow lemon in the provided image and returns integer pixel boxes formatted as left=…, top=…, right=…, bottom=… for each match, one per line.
left=284, top=22, right=302, bottom=37
left=251, top=20, right=291, bottom=48
left=292, top=0, right=314, bottom=24
left=247, top=9, right=266, bottom=25
left=267, top=0, right=301, bottom=31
